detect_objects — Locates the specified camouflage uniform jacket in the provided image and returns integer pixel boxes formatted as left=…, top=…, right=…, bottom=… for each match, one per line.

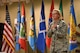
left=47, top=20, right=68, bottom=53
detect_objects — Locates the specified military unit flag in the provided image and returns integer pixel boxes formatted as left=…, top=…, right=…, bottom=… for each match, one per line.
left=69, top=0, right=78, bottom=51
left=46, top=0, right=54, bottom=49
left=28, top=3, right=36, bottom=51
left=19, top=3, right=27, bottom=51
left=37, top=0, right=46, bottom=53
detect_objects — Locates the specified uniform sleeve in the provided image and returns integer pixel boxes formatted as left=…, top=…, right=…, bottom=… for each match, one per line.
left=47, top=23, right=54, bottom=38
left=54, top=22, right=68, bottom=38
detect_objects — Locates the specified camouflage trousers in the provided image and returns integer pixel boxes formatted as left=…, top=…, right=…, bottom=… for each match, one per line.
left=50, top=51, right=68, bottom=53
left=50, top=46, right=68, bottom=53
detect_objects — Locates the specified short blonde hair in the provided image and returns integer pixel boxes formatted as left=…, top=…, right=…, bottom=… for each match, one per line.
left=52, top=9, right=61, bottom=18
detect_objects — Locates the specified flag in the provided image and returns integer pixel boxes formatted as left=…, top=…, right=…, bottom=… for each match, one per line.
left=19, top=3, right=27, bottom=51
left=69, top=0, right=78, bottom=51
left=1, top=5, right=15, bottom=53
left=46, top=0, right=54, bottom=49
left=28, top=3, right=36, bottom=50
left=15, top=3, right=21, bottom=51
left=68, top=23, right=70, bottom=35
left=59, top=0, right=64, bottom=20
left=36, top=0, right=46, bottom=53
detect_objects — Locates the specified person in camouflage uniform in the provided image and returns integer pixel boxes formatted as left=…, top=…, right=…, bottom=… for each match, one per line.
left=47, top=9, right=68, bottom=53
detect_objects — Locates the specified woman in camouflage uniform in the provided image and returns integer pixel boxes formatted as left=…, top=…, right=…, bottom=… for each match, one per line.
left=47, top=9, right=68, bottom=53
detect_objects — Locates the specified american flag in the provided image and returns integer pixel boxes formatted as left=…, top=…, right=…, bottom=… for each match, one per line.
left=1, top=5, right=15, bottom=53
